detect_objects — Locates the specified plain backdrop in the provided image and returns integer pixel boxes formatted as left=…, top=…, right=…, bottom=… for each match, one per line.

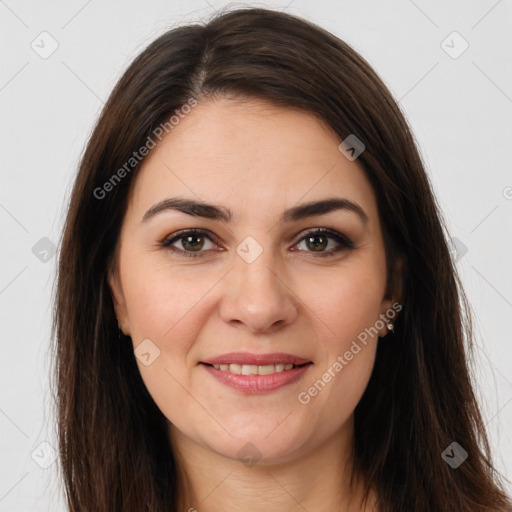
left=1, top=0, right=511, bottom=509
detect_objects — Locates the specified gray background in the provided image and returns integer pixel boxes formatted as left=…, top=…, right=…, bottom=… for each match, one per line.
left=1, top=0, right=511, bottom=509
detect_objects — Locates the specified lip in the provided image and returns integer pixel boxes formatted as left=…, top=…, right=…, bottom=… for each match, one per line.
left=201, top=352, right=312, bottom=366
left=200, top=362, right=313, bottom=393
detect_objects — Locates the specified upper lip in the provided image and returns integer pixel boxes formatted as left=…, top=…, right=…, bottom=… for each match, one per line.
left=201, top=352, right=312, bottom=366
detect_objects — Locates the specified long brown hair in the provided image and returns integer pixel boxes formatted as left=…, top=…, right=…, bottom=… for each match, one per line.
left=51, top=7, right=512, bottom=511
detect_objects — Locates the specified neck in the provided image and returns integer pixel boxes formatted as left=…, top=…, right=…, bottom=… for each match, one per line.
left=169, top=417, right=377, bottom=512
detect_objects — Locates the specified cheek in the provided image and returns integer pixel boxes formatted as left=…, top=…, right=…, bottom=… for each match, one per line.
left=121, top=256, right=211, bottom=345
left=308, top=260, right=386, bottom=346
left=294, top=261, right=384, bottom=420
left=120, top=263, right=216, bottom=428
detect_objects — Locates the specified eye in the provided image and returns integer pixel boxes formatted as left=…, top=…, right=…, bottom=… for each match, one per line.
left=160, top=229, right=219, bottom=258
left=161, top=227, right=354, bottom=259
left=293, top=228, right=354, bottom=257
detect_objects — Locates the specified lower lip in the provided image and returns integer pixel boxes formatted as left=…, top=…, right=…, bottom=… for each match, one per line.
left=200, top=363, right=313, bottom=393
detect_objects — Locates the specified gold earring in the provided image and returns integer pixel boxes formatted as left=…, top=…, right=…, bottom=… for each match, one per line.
left=386, top=321, right=395, bottom=334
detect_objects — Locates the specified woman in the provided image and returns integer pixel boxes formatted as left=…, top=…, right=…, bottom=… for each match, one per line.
left=52, top=6, right=512, bottom=511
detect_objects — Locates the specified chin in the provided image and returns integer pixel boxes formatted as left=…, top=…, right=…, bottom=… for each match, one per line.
left=207, top=424, right=308, bottom=465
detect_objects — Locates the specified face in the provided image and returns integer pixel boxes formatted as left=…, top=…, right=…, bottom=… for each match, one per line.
left=109, top=96, right=396, bottom=465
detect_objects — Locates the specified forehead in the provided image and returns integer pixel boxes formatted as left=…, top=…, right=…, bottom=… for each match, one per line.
left=127, top=97, right=378, bottom=223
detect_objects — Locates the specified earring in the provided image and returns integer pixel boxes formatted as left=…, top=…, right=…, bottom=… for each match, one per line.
left=386, top=321, right=395, bottom=334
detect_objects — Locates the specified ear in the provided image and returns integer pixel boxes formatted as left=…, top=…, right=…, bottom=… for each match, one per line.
left=107, top=261, right=130, bottom=336
left=377, top=257, right=405, bottom=337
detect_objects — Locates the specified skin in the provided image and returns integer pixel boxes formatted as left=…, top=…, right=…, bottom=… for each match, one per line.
left=109, top=96, right=398, bottom=511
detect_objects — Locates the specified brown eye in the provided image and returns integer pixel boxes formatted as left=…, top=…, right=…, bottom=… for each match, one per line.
left=180, top=234, right=205, bottom=251
left=294, top=228, right=354, bottom=256
left=304, top=234, right=328, bottom=252
left=161, top=229, right=217, bottom=258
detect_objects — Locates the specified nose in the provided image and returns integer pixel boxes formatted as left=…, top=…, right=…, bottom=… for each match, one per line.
left=219, top=248, right=298, bottom=335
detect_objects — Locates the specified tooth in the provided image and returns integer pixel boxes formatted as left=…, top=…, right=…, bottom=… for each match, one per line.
left=229, top=364, right=242, bottom=374
left=241, top=364, right=259, bottom=375
left=258, top=364, right=276, bottom=375
left=209, top=362, right=301, bottom=374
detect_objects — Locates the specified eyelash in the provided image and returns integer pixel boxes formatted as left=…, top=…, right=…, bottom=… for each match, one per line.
left=159, top=228, right=355, bottom=259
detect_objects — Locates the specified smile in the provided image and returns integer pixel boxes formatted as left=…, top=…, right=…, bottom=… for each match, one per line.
left=208, top=362, right=301, bottom=375
left=199, top=352, right=313, bottom=393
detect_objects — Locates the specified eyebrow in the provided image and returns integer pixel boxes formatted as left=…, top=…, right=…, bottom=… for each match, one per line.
left=141, top=196, right=368, bottom=225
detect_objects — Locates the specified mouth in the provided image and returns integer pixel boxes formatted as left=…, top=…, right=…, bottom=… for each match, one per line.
left=199, top=361, right=312, bottom=375
left=198, top=352, right=313, bottom=393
